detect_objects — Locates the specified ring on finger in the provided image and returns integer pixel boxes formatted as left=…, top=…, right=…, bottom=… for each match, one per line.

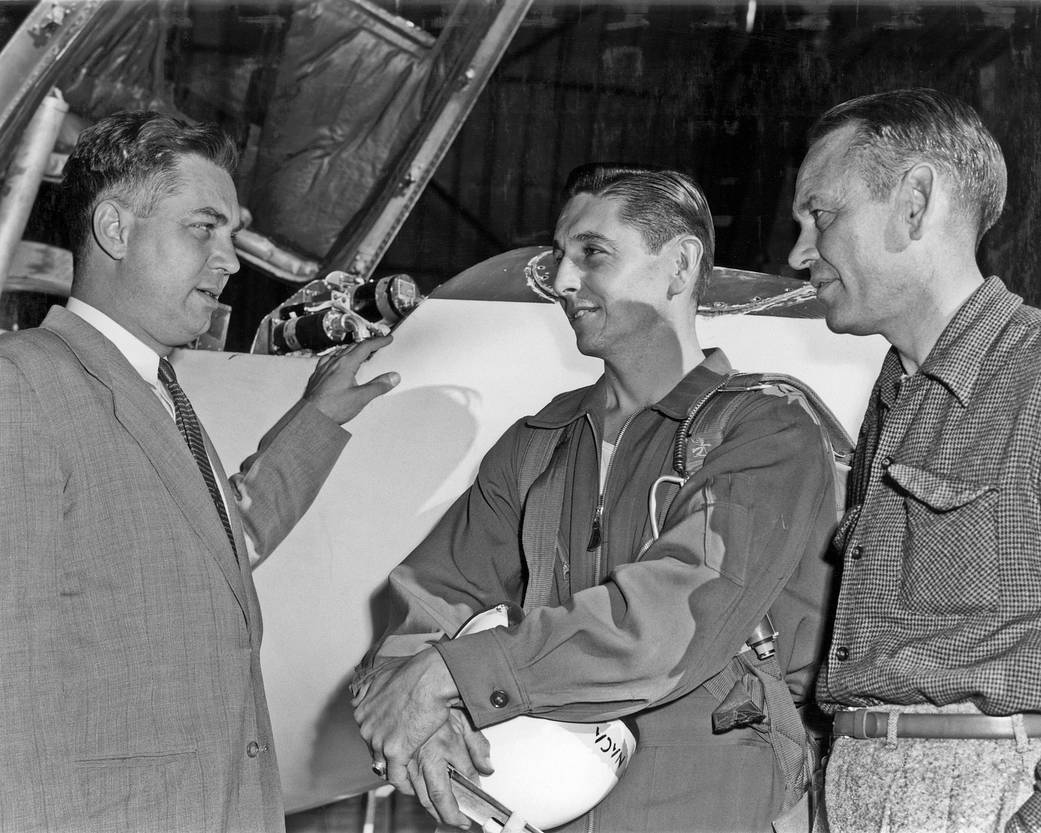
left=371, top=759, right=388, bottom=779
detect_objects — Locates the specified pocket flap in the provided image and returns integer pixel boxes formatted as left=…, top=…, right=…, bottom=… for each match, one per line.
left=887, top=461, right=995, bottom=511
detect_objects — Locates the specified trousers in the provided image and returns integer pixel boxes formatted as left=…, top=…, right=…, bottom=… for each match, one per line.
left=819, top=704, right=1041, bottom=833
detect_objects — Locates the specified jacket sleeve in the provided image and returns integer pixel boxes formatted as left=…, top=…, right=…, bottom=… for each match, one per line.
left=230, top=398, right=349, bottom=562
left=353, top=418, right=531, bottom=682
left=438, top=393, right=837, bottom=727
left=0, top=357, right=63, bottom=829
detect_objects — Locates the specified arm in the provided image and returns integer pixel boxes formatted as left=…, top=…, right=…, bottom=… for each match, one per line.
left=354, top=394, right=836, bottom=827
left=232, top=336, right=399, bottom=560
left=0, top=357, right=63, bottom=829
left=1006, top=380, right=1041, bottom=831
left=440, top=393, right=837, bottom=727
left=351, top=419, right=534, bottom=825
left=353, top=417, right=533, bottom=683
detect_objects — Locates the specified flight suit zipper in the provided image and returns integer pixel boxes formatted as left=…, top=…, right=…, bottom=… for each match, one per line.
left=584, top=409, right=640, bottom=833
left=586, top=410, right=640, bottom=573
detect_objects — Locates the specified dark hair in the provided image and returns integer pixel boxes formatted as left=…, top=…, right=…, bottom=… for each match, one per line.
left=60, top=110, right=239, bottom=259
left=562, top=163, right=715, bottom=305
left=808, top=88, right=1006, bottom=239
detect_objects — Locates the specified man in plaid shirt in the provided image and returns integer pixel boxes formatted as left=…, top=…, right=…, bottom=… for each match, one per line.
left=789, top=87, right=1041, bottom=832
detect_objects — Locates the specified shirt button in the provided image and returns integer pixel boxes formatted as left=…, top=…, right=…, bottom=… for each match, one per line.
left=490, top=690, right=510, bottom=708
left=835, top=646, right=850, bottom=661
left=850, top=545, right=863, bottom=561
left=880, top=455, right=893, bottom=468
left=246, top=741, right=261, bottom=757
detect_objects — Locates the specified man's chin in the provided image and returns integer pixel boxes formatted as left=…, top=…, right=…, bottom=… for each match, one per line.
left=824, top=308, right=878, bottom=338
left=168, top=320, right=214, bottom=349
left=821, top=299, right=853, bottom=335
left=573, top=335, right=604, bottom=359
left=823, top=313, right=852, bottom=335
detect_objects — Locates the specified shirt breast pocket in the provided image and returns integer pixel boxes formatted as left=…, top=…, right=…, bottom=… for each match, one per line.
left=888, top=462, right=999, bottom=615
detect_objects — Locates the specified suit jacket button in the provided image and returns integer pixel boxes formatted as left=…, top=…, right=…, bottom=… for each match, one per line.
left=246, top=741, right=261, bottom=757
left=490, top=690, right=509, bottom=708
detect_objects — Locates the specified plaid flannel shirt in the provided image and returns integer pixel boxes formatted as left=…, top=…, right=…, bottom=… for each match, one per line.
left=818, top=276, right=1041, bottom=829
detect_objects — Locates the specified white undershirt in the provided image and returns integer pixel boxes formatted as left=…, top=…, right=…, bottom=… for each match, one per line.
left=600, top=440, right=616, bottom=493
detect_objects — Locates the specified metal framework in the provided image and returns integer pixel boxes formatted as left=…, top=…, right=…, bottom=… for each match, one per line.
left=0, top=0, right=533, bottom=292
left=321, top=0, right=534, bottom=282
left=0, top=0, right=137, bottom=178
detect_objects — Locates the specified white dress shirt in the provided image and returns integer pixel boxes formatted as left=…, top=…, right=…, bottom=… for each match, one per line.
left=64, top=298, right=251, bottom=559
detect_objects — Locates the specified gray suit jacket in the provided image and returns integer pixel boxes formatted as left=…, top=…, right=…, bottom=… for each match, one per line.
left=0, top=307, right=348, bottom=832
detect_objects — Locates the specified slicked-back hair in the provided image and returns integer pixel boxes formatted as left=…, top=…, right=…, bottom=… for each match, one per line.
left=808, top=88, right=1006, bottom=241
left=562, top=163, right=715, bottom=307
left=60, top=110, right=239, bottom=260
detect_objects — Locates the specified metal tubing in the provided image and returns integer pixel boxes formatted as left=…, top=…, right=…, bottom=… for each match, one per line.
left=0, top=89, right=69, bottom=295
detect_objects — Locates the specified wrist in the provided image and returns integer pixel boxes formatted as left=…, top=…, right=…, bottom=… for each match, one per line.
left=421, top=645, right=462, bottom=707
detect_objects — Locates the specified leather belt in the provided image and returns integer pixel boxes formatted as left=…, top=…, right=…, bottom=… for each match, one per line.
left=833, top=709, right=1041, bottom=740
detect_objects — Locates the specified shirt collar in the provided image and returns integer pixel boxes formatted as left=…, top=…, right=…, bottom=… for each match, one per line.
left=914, top=276, right=1022, bottom=406
left=65, top=298, right=163, bottom=387
left=874, top=350, right=907, bottom=412
left=529, top=346, right=734, bottom=427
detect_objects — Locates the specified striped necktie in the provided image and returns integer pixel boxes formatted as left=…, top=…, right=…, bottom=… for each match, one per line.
left=158, top=358, right=238, bottom=559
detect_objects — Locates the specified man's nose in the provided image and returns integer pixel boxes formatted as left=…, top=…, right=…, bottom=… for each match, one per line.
left=213, top=234, right=241, bottom=276
left=787, top=226, right=818, bottom=272
left=552, top=258, right=581, bottom=296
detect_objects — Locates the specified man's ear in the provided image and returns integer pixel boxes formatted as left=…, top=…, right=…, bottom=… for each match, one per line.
left=902, top=163, right=934, bottom=241
left=92, top=199, right=132, bottom=260
left=668, top=235, right=704, bottom=298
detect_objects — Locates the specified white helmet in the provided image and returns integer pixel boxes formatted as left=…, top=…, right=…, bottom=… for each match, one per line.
left=453, top=605, right=637, bottom=830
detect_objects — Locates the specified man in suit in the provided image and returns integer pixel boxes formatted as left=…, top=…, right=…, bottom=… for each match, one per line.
left=0, top=110, right=398, bottom=832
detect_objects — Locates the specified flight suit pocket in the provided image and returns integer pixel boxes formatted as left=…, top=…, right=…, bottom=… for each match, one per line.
left=74, top=749, right=205, bottom=832
left=889, top=462, right=999, bottom=615
left=647, top=489, right=750, bottom=586
left=553, top=536, right=572, bottom=602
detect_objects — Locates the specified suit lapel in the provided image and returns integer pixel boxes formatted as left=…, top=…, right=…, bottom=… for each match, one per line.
left=41, top=308, right=250, bottom=617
